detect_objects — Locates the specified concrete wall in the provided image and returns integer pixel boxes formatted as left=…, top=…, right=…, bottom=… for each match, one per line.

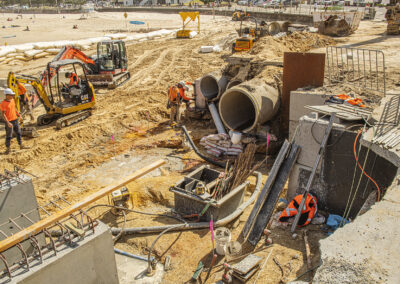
left=289, top=91, right=330, bottom=141
left=288, top=114, right=397, bottom=217
left=313, top=178, right=400, bottom=283
left=98, top=7, right=314, bottom=25
left=6, top=221, right=119, bottom=284
left=0, top=175, right=44, bottom=272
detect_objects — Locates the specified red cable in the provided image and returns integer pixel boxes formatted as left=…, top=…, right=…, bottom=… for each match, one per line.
left=354, top=130, right=381, bottom=201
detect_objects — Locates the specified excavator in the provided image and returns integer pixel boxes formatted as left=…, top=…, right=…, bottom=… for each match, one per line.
left=232, top=17, right=267, bottom=52
left=43, top=40, right=130, bottom=89
left=8, top=59, right=96, bottom=135
left=232, top=10, right=250, bottom=21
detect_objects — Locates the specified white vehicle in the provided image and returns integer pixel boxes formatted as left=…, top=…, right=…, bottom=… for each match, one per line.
left=238, top=0, right=248, bottom=5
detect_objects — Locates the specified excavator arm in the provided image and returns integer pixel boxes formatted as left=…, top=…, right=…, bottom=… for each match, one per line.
left=41, top=46, right=98, bottom=86
left=8, top=72, right=53, bottom=114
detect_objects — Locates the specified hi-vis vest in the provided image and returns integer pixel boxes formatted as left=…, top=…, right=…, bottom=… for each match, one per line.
left=70, top=73, right=79, bottom=85
left=279, top=194, right=317, bottom=227
left=333, top=94, right=365, bottom=108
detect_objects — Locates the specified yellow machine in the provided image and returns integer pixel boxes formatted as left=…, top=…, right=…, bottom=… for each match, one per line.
left=232, top=10, right=250, bottom=21
left=232, top=17, right=263, bottom=52
left=176, top=11, right=200, bottom=38
left=8, top=59, right=96, bottom=132
left=109, top=186, right=133, bottom=214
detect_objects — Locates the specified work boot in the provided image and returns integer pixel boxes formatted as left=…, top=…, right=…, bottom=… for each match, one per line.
left=20, top=144, right=30, bottom=150
left=4, top=147, right=10, bottom=155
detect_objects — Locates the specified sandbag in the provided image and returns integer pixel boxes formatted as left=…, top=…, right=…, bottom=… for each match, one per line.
left=15, top=44, right=34, bottom=52
left=24, top=49, right=42, bottom=57
left=6, top=52, right=19, bottom=58
left=33, top=42, right=55, bottom=49
left=15, top=55, right=29, bottom=61
left=46, top=48, right=61, bottom=54
left=33, top=52, right=49, bottom=59
left=0, top=46, right=16, bottom=57
left=3, top=58, right=14, bottom=64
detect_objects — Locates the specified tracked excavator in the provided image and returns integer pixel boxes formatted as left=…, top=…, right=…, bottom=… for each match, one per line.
left=8, top=59, right=96, bottom=136
left=43, top=40, right=130, bottom=89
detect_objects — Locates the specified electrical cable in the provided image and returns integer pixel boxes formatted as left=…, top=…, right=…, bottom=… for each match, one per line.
left=287, top=260, right=323, bottom=283
left=353, top=130, right=381, bottom=201
left=340, top=125, right=365, bottom=228
left=85, top=204, right=187, bottom=224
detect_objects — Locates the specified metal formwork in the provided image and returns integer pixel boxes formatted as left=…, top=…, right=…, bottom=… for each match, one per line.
left=0, top=195, right=97, bottom=281
left=326, top=46, right=386, bottom=95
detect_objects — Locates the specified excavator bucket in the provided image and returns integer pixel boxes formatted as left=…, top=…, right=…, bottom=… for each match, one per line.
left=21, top=126, right=39, bottom=138
left=87, top=72, right=131, bottom=89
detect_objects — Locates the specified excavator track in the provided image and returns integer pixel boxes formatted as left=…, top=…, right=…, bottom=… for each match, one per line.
left=108, top=71, right=131, bottom=89
left=55, top=110, right=92, bottom=130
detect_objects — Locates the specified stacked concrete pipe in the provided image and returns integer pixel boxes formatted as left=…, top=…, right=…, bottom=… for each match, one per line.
left=268, top=21, right=291, bottom=36
left=227, top=79, right=243, bottom=89
left=199, top=71, right=229, bottom=101
left=218, top=79, right=280, bottom=133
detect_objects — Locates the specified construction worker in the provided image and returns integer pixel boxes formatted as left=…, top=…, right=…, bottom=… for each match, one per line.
left=66, top=72, right=79, bottom=86
left=167, top=81, right=191, bottom=125
left=1, top=88, right=29, bottom=154
left=17, top=80, right=35, bottom=122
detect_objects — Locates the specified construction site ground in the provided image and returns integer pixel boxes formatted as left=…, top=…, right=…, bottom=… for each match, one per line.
left=1, top=12, right=400, bottom=283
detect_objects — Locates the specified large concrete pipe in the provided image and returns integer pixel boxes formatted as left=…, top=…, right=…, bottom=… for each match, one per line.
left=218, top=79, right=280, bottom=133
left=194, top=78, right=207, bottom=109
left=199, top=71, right=229, bottom=100
left=227, top=79, right=243, bottom=89
left=268, top=21, right=291, bottom=35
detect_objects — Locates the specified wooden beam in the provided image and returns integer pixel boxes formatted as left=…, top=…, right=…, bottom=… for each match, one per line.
left=0, top=159, right=166, bottom=254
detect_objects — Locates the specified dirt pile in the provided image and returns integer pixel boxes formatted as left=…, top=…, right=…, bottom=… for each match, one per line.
left=251, top=31, right=335, bottom=59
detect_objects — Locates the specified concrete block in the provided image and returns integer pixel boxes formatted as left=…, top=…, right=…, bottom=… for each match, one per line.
left=289, top=91, right=330, bottom=122
left=7, top=221, right=119, bottom=284
left=314, top=179, right=400, bottom=283
left=288, top=114, right=397, bottom=216
left=115, top=254, right=164, bottom=284
left=0, top=175, right=45, bottom=272
left=293, top=114, right=347, bottom=169
left=287, top=163, right=312, bottom=202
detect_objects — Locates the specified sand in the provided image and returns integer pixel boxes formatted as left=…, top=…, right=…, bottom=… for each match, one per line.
left=0, top=11, right=399, bottom=283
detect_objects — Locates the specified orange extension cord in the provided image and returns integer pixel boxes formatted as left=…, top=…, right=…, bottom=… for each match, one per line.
left=354, top=130, right=381, bottom=201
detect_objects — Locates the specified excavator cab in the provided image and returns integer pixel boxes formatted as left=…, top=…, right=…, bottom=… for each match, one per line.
left=47, top=59, right=95, bottom=110
left=97, top=40, right=128, bottom=75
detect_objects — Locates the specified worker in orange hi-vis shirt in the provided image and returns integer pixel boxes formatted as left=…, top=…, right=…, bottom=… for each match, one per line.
left=0, top=88, right=29, bottom=154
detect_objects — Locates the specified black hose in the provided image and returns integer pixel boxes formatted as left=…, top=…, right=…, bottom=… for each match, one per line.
left=181, top=125, right=226, bottom=168
left=111, top=172, right=262, bottom=235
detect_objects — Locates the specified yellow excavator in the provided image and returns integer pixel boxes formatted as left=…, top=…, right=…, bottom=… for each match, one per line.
left=232, top=10, right=250, bottom=21
left=7, top=59, right=96, bottom=135
left=232, top=17, right=267, bottom=52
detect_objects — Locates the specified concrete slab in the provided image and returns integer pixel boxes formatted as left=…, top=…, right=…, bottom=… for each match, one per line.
left=292, top=114, right=348, bottom=169
left=313, top=180, right=400, bottom=284
left=289, top=91, right=330, bottom=122
left=5, top=221, right=119, bottom=284
left=115, top=254, right=164, bottom=284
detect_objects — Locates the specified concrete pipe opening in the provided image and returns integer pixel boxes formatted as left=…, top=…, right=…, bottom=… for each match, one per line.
left=268, top=22, right=281, bottom=35
left=199, top=72, right=229, bottom=100
left=219, top=79, right=279, bottom=133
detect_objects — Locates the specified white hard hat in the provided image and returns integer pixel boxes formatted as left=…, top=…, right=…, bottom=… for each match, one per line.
left=4, top=88, right=15, bottom=96
left=178, top=81, right=185, bottom=87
